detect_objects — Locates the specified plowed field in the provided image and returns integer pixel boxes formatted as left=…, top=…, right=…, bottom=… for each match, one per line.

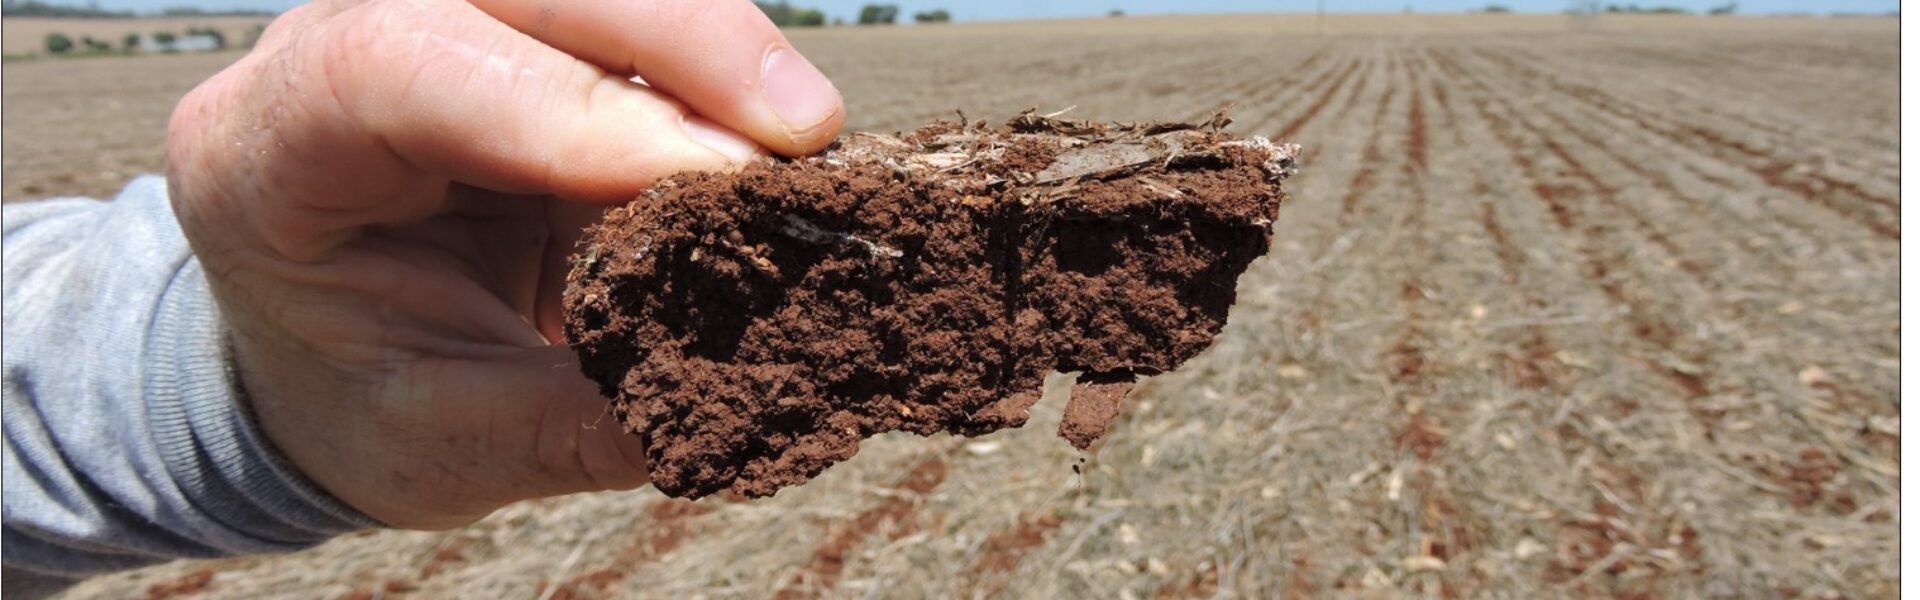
left=19, top=13, right=1896, bottom=600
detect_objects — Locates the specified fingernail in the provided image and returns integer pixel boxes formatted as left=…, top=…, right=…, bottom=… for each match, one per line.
left=762, top=47, right=839, bottom=133
left=682, top=115, right=758, bottom=162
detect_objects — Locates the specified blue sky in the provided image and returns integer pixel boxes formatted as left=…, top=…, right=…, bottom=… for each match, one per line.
left=57, top=0, right=1903, bottom=19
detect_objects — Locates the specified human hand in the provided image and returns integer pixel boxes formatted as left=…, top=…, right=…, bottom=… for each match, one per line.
left=165, top=0, right=843, bottom=529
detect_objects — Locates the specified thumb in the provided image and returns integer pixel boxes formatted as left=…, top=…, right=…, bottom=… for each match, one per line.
left=435, top=346, right=652, bottom=504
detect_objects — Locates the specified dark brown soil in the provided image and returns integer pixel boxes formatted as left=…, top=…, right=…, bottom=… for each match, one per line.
left=563, top=111, right=1297, bottom=499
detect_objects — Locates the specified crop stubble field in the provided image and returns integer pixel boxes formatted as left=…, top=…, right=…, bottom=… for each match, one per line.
left=10, top=13, right=1897, bottom=599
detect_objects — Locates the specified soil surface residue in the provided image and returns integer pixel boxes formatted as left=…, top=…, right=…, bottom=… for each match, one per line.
left=564, top=111, right=1297, bottom=499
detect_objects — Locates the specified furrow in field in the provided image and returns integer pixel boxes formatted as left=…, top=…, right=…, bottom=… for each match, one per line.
left=1428, top=50, right=1553, bottom=380
left=145, top=561, right=254, bottom=600
left=1458, top=55, right=1724, bottom=430
left=1290, top=54, right=1375, bottom=165
left=1180, top=44, right=1333, bottom=125
left=1337, top=63, right=1398, bottom=224
left=1233, top=51, right=1359, bottom=146
left=1514, top=107, right=1714, bottom=287
left=1423, top=59, right=1464, bottom=149
left=1222, top=45, right=1424, bottom=594
left=1430, top=48, right=1860, bottom=270
left=1273, top=55, right=1366, bottom=141
left=1401, top=56, right=1429, bottom=172
left=1435, top=46, right=1562, bottom=392
left=773, top=455, right=950, bottom=599
left=1523, top=100, right=1891, bottom=325
left=1477, top=202, right=1560, bottom=391
left=1385, top=58, right=1431, bottom=419
left=1528, top=106, right=1812, bottom=282
left=1090, top=36, right=1280, bottom=123
left=1330, top=52, right=1378, bottom=122
left=1440, top=47, right=1710, bottom=595
left=1466, top=49, right=1897, bottom=429
left=1512, top=77, right=1899, bottom=476
left=1476, top=49, right=1899, bottom=240
left=1221, top=48, right=1357, bottom=154
left=1560, top=41, right=1897, bottom=160
left=961, top=511, right=1066, bottom=598
left=1496, top=46, right=1894, bottom=204
left=545, top=500, right=714, bottom=600
left=1381, top=56, right=1481, bottom=598
left=1459, top=48, right=1881, bottom=521
left=1444, top=46, right=1883, bottom=270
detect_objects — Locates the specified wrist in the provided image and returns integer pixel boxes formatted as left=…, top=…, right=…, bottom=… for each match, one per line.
left=148, top=215, right=383, bottom=545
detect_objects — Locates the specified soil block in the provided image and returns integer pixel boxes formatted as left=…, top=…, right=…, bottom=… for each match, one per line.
left=563, top=110, right=1298, bottom=499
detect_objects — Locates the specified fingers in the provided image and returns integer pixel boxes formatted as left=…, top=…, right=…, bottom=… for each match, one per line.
left=431, top=347, right=651, bottom=502
left=467, top=0, right=844, bottom=156
left=317, top=0, right=763, bottom=204
left=513, top=347, right=652, bottom=494
left=175, top=0, right=770, bottom=259
left=174, top=0, right=791, bottom=261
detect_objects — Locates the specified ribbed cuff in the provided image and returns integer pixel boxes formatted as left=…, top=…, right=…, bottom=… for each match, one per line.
left=144, top=258, right=383, bottom=549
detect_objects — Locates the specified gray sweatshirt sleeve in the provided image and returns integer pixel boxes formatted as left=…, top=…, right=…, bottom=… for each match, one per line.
left=2, top=177, right=381, bottom=597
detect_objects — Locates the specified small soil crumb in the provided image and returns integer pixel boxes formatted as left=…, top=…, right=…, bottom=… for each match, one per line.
left=564, top=110, right=1297, bottom=499
left=1060, top=379, right=1136, bottom=450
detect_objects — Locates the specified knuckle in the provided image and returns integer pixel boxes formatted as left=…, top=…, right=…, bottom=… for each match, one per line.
left=317, top=0, right=441, bottom=94
left=318, top=3, right=403, bottom=92
left=320, top=0, right=508, bottom=124
left=165, top=67, right=251, bottom=220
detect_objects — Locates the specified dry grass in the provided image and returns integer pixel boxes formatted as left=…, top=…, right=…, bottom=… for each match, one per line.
left=11, top=13, right=1897, bottom=600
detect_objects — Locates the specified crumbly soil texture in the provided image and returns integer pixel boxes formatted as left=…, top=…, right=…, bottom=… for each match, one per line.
left=564, top=110, right=1298, bottom=499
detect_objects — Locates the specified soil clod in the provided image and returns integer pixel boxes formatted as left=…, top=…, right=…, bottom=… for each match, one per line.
left=563, top=112, right=1296, bottom=499
left=1060, top=378, right=1137, bottom=450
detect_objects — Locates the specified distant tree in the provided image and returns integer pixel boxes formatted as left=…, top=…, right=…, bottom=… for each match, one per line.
left=830, top=16, right=845, bottom=26
left=122, top=31, right=139, bottom=53
left=1708, top=2, right=1736, bottom=14
left=857, top=3, right=898, bottom=25
left=913, top=8, right=950, bottom=23
left=43, top=32, right=72, bottom=54
left=1108, top=8, right=1124, bottom=17
left=187, top=26, right=227, bottom=50
left=755, top=2, right=828, bottom=27
left=754, top=1, right=793, bottom=25
left=1480, top=4, right=1512, bottom=13
left=1602, top=3, right=1689, bottom=13
left=159, top=6, right=275, bottom=16
left=80, top=35, right=110, bottom=52
left=5, top=0, right=132, bottom=18
left=153, top=31, right=177, bottom=52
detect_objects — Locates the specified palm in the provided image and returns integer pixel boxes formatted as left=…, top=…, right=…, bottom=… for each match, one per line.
left=207, top=181, right=638, bottom=529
